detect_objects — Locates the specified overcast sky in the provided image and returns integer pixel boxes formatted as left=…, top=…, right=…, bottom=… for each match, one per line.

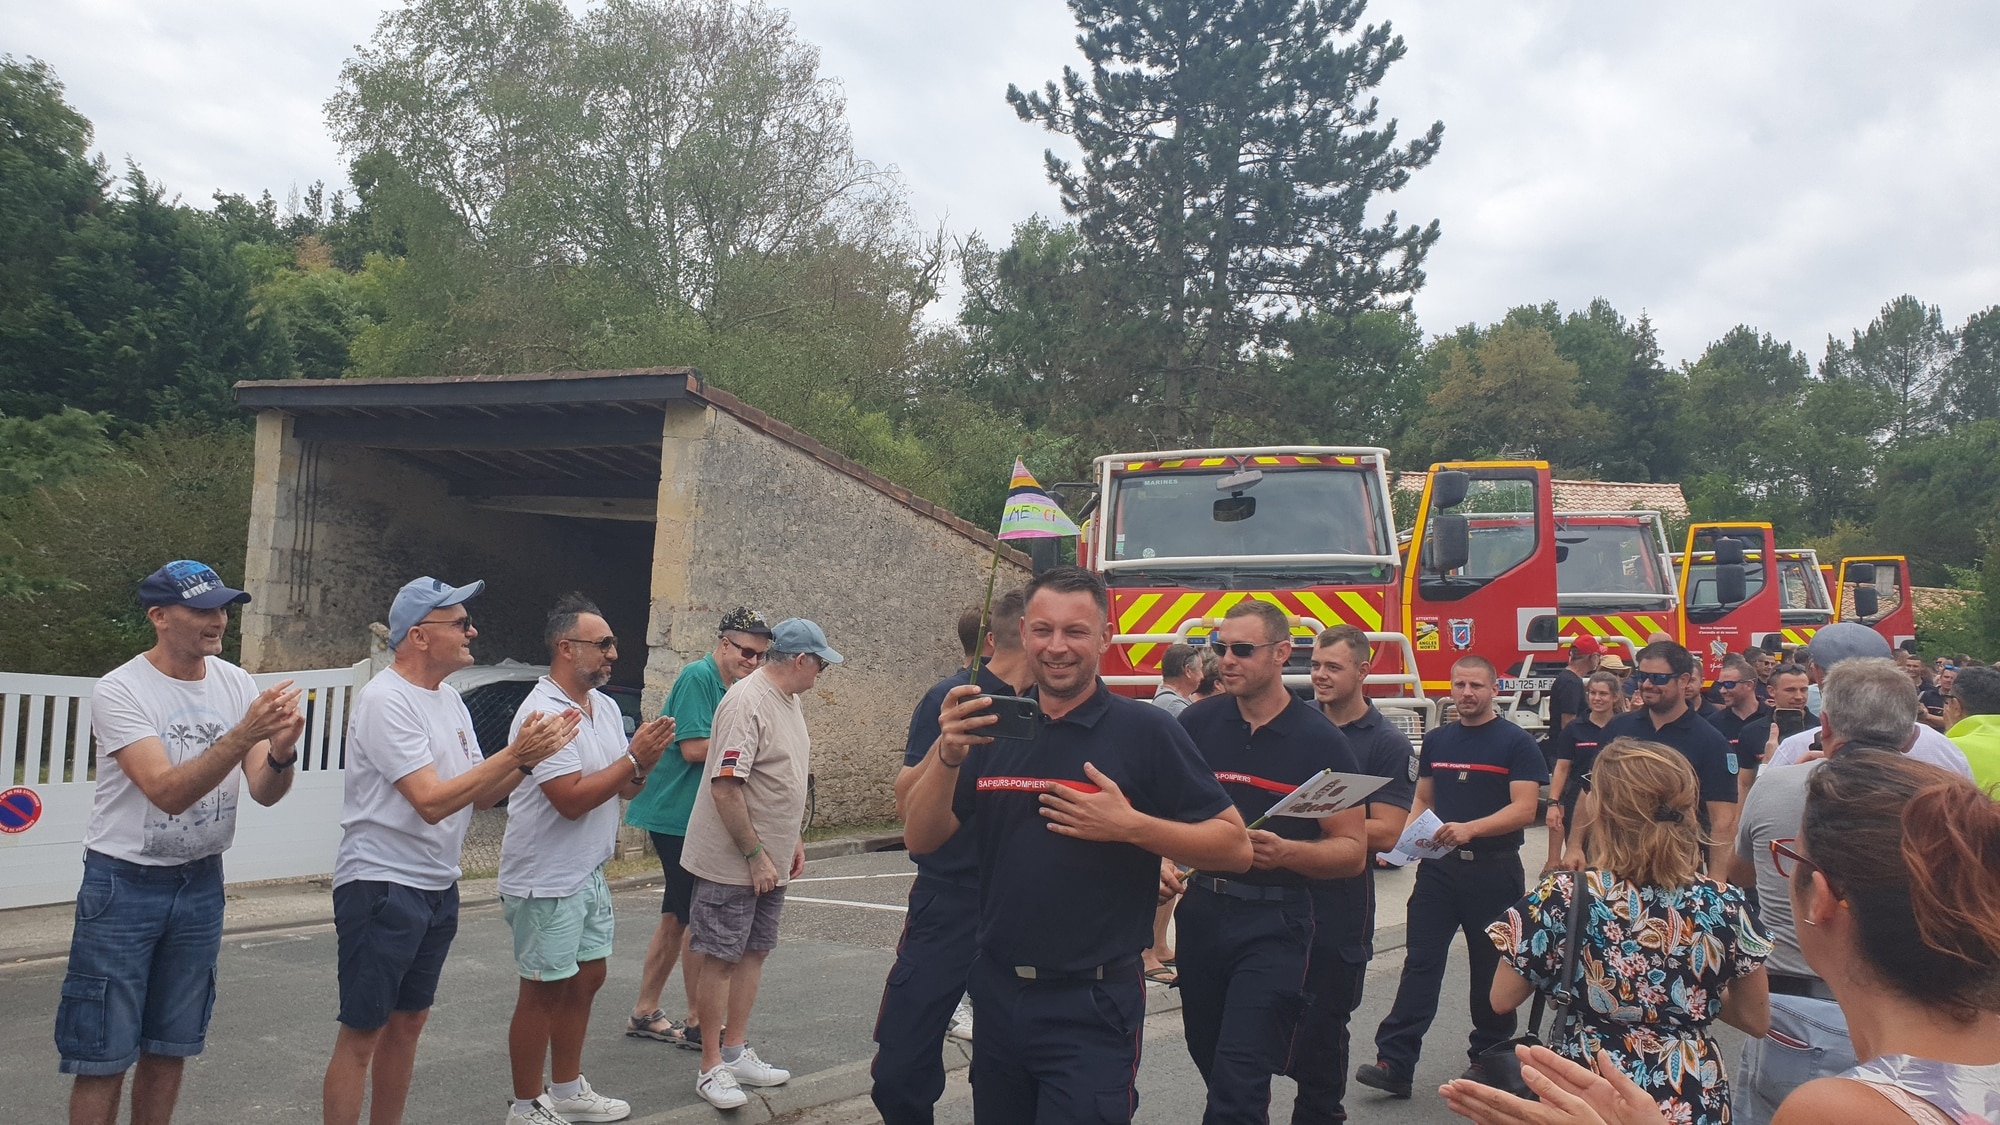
left=6, top=0, right=1998, bottom=367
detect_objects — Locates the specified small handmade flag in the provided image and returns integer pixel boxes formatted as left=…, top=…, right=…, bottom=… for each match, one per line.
left=1256, top=770, right=1392, bottom=821
left=998, top=459, right=1081, bottom=540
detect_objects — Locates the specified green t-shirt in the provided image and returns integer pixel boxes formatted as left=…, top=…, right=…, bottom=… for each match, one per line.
left=625, top=653, right=727, bottom=836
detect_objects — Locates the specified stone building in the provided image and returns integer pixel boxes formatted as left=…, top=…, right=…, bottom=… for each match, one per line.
left=233, top=368, right=1030, bottom=825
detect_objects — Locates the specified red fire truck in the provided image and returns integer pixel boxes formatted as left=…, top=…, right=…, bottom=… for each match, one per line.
left=1553, top=510, right=1678, bottom=663
left=1773, top=548, right=1835, bottom=648
left=1676, top=522, right=1781, bottom=682
left=1834, top=555, right=1916, bottom=650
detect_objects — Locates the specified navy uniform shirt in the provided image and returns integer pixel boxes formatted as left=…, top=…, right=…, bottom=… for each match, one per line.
left=1545, top=668, right=1587, bottom=765
left=1551, top=716, right=1611, bottom=812
left=1602, top=706, right=1739, bottom=808
left=1707, top=703, right=1774, bottom=771
left=904, top=666, right=1012, bottom=890
left=1178, top=694, right=1359, bottom=888
left=952, top=681, right=1233, bottom=973
left=1318, top=704, right=1417, bottom=962
left=1418, top=717, right=1548, bottom=851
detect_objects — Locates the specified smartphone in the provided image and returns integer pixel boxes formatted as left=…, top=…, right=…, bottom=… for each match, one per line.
left=1773, top=708, right=1808, bottom=739
left=983, top=694, right=1043, bottom=742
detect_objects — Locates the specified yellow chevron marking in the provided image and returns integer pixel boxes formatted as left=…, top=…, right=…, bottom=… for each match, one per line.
left=1607, top=617, right=1650, bottom=646
left=1118, top=593, right=1161, bottom=636
left=1337, top=591, right=1384, bottom=631
left=1126, top=591, right=1208, bottom=667
left=1297, top=456, right=1322, bottom=464
left=1293, top=591, right=1346, bottom=633
left=1200, top=458, right=1227, bottom=466
left=1253, top=456, right=1280, bottom=465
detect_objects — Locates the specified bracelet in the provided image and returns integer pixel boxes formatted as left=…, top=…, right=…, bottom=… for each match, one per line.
left=743, top=842, right=764, bottom=862
left=938, top=755, right=963, bottom=770
left=267, top=751, right=296, bottom=772
left=518, top=763, right=534, bottom=776
left=625, top=751, right=646, bottom=780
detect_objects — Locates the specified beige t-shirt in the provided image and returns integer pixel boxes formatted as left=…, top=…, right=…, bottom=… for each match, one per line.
left=680, top=667, right=811, bottom=886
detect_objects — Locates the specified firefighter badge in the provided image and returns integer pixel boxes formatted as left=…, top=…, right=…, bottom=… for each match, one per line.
left=1450, top=619, right=1474, bottom=651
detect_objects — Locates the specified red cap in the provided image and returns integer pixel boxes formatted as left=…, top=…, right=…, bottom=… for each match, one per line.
left=1571, top=635, right=1605, bottom=656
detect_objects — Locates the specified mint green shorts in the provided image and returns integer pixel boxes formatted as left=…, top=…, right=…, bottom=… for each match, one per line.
left=500, top=868, right=614, bottom=982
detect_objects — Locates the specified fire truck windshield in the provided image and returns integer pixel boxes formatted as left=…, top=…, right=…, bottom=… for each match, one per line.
left=1554, top=522, right=1672, bottom=606
left=1106, top=467, right=1389, bottom=579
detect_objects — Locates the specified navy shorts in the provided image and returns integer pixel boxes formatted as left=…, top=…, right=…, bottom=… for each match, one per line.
left=649, top=831, right=696, bottom=924
left=55, top=850, right=225, bottom=1076
left=333, top=880, right=459, bottom=1030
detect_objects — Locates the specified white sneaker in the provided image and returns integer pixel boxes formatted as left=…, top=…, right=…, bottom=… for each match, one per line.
left=545, top=1076, right=630, bottom=1122
left=505, top=1096, right=568, bottom=1124
left=696, top=1065, right=748, bottom=1110
left=947, top=997, right=974, bottom=1042
left=725, top=1045, right=791, bottom=1087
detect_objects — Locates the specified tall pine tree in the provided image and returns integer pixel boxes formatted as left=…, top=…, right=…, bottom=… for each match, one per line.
left=1008, top=0, right=1440, bottom=444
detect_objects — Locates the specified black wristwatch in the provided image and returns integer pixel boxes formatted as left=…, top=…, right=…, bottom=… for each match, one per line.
left=267, top=751, right=296, bottom=772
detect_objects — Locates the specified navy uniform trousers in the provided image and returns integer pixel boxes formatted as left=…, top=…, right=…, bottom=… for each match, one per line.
left=1286, top=932, right=1368, bottom=1124
left=965, top=950, right=1147, bottom=1124
left=1372, top=850, right=1524, bottom=1078
left=1175, top=882, right=1316, bottom=1125
left=871, top=876, right=979, bottom=1125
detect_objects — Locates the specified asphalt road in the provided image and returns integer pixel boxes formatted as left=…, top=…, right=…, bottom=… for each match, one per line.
left=6, top=839, right=1736, bottom=1124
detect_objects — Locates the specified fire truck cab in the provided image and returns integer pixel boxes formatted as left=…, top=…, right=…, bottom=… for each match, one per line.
left=1676, top=522, right=1781, bottom=682
left=1774, top=548, right=1835, bottom=648
left=1834, top=555, right=1916, bottom=650
left=1079, top=447, right=1430, bottom=729
left=1553, top=511, right=1678, bottom=662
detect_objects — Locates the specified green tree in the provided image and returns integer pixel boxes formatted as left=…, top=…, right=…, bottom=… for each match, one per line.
left=1007, top=0, right=1442, bottom=442
left=1413, top=322, right=1605, bottom=464
left=1821, top=294, right=1954, bottom=446
left=1871, top=421, right=2000, bottom=585
left=1941, top=305, right=2000, bottom=426
left=1494, top=299, right=1685, bottom=479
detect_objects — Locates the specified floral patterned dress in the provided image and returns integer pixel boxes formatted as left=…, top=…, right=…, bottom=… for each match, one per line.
left=1488, top=870, right=1771, bottom=1125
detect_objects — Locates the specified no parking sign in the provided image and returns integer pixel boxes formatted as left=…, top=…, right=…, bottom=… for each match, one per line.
left=0, top=786, right=43, bottom=834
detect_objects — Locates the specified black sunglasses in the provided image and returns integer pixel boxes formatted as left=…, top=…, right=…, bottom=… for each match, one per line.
left=563, top=635, right=617, bottom=653
left=414, top=616, right=474, bottom=634
left=1633, top=670, right=1679, bottom=686
left=1207, top=636, right=1287, bottom=659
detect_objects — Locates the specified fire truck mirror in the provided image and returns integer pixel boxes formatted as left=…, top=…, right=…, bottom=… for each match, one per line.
left=1431, top=470, right=1471, bottom=510
left=1712, top=537, right=1747, bottom=567
left=1852, top=585, right=1880, bottom=620
left=1716, top=564, right=1748, bottom=607
left=1430, top=513, right=1471, bottom=573
left=1847, top=562, right=1877, bottom=585
left=1214, top=494, right=1257, bottom=522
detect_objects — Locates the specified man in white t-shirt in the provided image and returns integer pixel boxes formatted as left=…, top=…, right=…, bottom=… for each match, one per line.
left=321, top=577, right=578, bottom=1125
left=498, top=595, right=674, bottom=1124
left=1760, top=623, right=1972, bottom=777
left=58, top=560, right=305, bottom=1125
left=682, top=618, right=841, bottom=1109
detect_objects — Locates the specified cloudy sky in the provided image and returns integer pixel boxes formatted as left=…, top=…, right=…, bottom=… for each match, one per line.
left=6, top=0, right=1998, bottom=366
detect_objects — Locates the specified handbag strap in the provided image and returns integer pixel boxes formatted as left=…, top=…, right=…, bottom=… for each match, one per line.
left=1549, top=871, right=1593, bottom=1026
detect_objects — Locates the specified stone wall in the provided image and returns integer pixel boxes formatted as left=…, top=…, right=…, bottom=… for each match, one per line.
left=643, top=402, right=1031, bottom=826
left=239, top=416, right=655, bottom=680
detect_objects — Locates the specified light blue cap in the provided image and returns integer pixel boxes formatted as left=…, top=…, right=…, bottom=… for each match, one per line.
left=387, top=576, right=485, bottom=647
left=770, top=618, right=842, bottom=663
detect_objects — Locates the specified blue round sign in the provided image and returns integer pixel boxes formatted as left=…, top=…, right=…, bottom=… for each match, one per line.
left=0, top=786, right=43, bottom=834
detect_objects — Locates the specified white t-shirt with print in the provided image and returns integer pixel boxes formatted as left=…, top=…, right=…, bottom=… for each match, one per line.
left=85, top=654, right=257, bottom=865
left=334, top=667, right=484, bottom=891
left=498, top=677, right=628, bottom=899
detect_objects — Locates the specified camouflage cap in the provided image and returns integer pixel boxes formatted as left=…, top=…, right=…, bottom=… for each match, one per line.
left=719, top=606, right=774, bottom=637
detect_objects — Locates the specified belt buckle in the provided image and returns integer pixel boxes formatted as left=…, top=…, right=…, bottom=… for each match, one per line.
left=1208, top=877, right=1227, bottom=895
left=1013, top=966, right=1039, bottom=980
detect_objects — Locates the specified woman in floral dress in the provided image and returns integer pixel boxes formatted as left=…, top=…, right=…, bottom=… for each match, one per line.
left=1486, top=738, right=1771, bottom=1124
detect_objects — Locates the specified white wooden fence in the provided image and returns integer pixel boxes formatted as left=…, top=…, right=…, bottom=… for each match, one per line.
left=0, top=661, right=370, bottom=910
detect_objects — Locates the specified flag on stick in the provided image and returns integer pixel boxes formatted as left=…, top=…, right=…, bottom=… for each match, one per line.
left=998, top=459, right=1080, bottom=540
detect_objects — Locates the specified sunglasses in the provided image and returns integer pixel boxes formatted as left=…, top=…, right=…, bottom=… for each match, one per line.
left=563, top=635, right=617, bottom=653
left=1770, top=837, right=1813, bottom=879
left=1207, top=636, right=1287, bottom=659
left=722, top=636, right=769, bottom=662
left=1712, top=679, right=1741, bottom=691
left=1633, top=670, right=1680, bottom=686
left=414, top=616, right=474, bottom=634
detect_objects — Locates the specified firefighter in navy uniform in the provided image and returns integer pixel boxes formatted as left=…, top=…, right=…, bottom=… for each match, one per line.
left=1356, top=655, right=1547, bottom=1099
left=1173, top=603, right=1369, bottom=1125
left=1289, top=625, right=1419, bottom=1125
left=902, top=566, right=1252, bottom=1124
left=870, top=591, right=1030, bottom=1125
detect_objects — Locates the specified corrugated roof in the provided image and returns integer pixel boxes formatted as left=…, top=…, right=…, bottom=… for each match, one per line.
left=1390, top=471, right=1688, bottom=519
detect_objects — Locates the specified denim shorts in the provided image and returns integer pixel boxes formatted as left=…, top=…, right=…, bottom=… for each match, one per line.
left=501, top=868, right=614, bottom=982
left=333, top=880, right=460, bottom=1031
left=55, top=850, right=225, bottom=1076
left=1733, top=992, right=1857, bottom=1125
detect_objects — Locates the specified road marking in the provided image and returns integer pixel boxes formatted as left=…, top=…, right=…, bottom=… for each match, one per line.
left=784, top=896, right=908, bottom=914
left=789, top=872, right=915, bottom=884
left=240, top=934, right=313, bottom=949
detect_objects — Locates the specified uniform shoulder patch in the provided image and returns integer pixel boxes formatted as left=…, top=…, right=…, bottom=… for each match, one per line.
left=1724, top=753, right=1739, bottom=775
left=1407, top=755, right=1419, bottom=783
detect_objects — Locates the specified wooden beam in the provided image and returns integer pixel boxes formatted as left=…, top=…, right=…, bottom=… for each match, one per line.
left=292, top=411, right=666, bottom=450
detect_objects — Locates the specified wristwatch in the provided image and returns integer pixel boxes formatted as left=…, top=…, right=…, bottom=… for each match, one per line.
left=625, top=751, right=646, bottom=781
left=267, top=751, right=296, bottom=772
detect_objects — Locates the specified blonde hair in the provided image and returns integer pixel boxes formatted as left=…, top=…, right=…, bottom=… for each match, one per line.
left=1587, top=738, right=1705, bottom=889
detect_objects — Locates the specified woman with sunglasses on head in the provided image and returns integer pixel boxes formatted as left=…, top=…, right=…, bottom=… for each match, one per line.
left=1485, top=738, right=1772, bottom=1125
left=1442, top=748, right=2000, bottom=1125
left=1543, top=672, right=1626, bottom=877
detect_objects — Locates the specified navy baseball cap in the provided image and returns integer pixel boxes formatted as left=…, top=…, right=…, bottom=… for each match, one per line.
left=138, top=561, right=250, bottom=610
left=771, top=618, right=842, bottom=664
left=387, top=576, right=485, bottom=647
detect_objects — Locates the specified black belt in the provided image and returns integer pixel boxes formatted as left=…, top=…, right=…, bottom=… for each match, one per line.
left=1433, top=847, right=1513, bottom=862
left=1011, top=956, right=1142, bottom=981
left=1768, top=973, right=1838, bottom=1002
left=1188, top=874, right=1304, bottom=902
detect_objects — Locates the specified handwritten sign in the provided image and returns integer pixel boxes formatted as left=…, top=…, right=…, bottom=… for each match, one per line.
left=1259, top=770, right=1391, bottom=821
left=1375, top=809, right=1456, bottom=866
